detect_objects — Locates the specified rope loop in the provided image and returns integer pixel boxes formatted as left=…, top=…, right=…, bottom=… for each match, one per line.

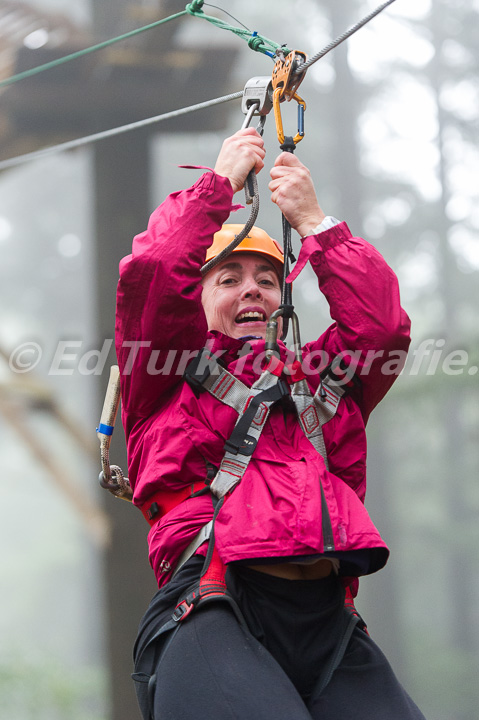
left=185, top=0, right=204, bottom=14
left=247, top=33, right=265, bottom=52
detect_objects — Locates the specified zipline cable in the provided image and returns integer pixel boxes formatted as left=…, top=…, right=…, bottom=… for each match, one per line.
left=0, top=0, right=401, bottom=170
left=0, top=91, right=243, bottom=171
left=295, top=0, right=398, bottom=73
left=0, top=0, right=397, bottom=91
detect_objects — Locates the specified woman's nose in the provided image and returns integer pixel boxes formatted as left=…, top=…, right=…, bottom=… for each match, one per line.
left=241, top=279, right=262, bottom=299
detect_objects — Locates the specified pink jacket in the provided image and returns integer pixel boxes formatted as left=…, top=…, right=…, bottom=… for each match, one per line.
left=116, top=171, right=411, bottom=588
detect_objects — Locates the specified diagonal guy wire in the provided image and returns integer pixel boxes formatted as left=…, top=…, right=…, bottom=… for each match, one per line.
left=0, top=10, right=188, bottom=89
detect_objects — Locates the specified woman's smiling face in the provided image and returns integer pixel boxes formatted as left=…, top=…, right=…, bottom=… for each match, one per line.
left=201, top=253, right=281, bottom=339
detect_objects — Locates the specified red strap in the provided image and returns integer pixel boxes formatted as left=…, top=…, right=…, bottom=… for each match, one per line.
left=344, top=586, right=369, bottom=635
left=344, top=585, right=356, bottom=611
left=140, top=481, right=207, bottom=527
left=286, top=360, right=306, bottom=383
left=198, top=495, right=229, bottom=597
left=264, top=355, right=284, bottom=377
left=199, top=543, right=227, bottom=596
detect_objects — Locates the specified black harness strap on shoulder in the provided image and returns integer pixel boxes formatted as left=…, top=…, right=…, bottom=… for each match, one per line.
left=183, top=347, right=214, bottom=394
left=320, top=355, right=361, bottom=397
left=223, top=379, right=290, bottom=455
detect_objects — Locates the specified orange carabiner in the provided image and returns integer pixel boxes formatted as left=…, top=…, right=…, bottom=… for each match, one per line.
left=273, top=87, right=306, bottom=146
left=271, top=49, right=308, bottom=147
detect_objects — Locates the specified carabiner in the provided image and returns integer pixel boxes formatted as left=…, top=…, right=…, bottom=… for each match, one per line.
left=273, top=88, right=306, bottom=146
left=271, top=49, right=308, bottom=147
left=265, top=309, right=304, bottom=363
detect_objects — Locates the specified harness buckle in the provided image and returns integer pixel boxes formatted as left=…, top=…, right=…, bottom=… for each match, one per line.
left=321, top=355, right=360, bottom=396
left=172, top=593, right=198, bottom=622
left=224, top=433, right=257, bottom=456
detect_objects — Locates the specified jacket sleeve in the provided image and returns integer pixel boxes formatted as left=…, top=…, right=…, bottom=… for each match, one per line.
left=115, top=171, right=234, bottom=430
left=298, top=222, right=411, bottom=422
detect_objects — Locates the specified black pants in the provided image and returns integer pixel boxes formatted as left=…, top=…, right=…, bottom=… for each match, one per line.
left=133, top=557, right=426, bottom=720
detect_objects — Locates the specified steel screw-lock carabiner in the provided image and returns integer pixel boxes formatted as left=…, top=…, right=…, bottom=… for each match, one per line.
left=271, top=49, right=308, bottom=147
left=265, top=308, right=303, bottom=363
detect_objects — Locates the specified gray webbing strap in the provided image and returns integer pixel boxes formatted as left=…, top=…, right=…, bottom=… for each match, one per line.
left=291, top=377, right=343, bottom=470
left=185, top=351, right=288, bottom=498
left=171, top=520, right=213, bottom=579
left=210, top=367, right=287, bottom=499
left=291, top=378, right=330, bottom=468
left=186, top=350, right=345, bottom=491
left=200, top=365, right=251, bottom=413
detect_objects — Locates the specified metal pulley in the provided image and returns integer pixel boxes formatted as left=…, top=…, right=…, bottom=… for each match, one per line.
left=240, top=76, right=273, bottom=205
left=241, top=76, right=273, bottom=117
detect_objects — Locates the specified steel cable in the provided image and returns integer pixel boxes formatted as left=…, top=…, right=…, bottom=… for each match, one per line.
left=295, top=0, right=398, bottom=73
left=0, top=90, right=243, bottom=171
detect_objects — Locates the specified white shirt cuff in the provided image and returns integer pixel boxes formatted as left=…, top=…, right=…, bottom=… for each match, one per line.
left=307, top=216, right=341, bottom=236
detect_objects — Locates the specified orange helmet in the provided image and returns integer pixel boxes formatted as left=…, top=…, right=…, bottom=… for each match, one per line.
left=205, top=224, right=284, bottom=271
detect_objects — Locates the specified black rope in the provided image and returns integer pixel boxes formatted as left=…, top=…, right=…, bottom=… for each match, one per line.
left=278, top=137, right=297, bottom=340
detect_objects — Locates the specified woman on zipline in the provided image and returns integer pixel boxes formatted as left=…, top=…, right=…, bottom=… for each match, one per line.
left=115, top=127, right=426, bottom=719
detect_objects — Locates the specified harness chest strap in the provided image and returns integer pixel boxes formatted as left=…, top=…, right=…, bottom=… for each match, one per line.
left=184, top=348, right=291, bottom=500
left=186, top=348, right=345, bottom=468
left=210, top=363, right=290, bottom=499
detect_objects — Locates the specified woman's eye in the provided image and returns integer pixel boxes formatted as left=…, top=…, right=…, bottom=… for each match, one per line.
left=220, top=277, right=235, bottom=285
left=259, top=278, right=274, bottom=286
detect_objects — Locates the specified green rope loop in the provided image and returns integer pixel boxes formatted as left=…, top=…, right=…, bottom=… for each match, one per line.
left=185, top=0, right=205, bottom=11
left=184, top=3, right=288, bottom=59
left=247, top=35, right=265, bottom=52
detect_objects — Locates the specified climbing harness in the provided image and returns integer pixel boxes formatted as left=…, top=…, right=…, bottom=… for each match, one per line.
left=131, top=346, right=363, bottom=717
